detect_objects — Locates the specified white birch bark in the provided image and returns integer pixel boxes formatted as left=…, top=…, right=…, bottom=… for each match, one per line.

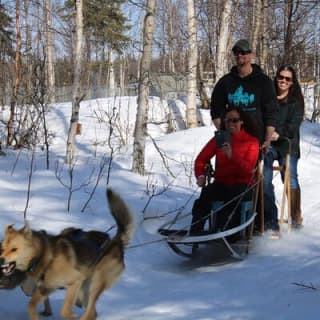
left=260, top=0, right=268, bottom=72
left=24, top=0, right=32, bottom=98
left=215, top=0, right=232, bottom=82
left=7, top=0, right=22, bottom=146
left=186, top=0, right=198, bottom=128
left=119, top=56, right=125, bottom=95
left=107, top=49, right=115, bottom=96
left=132, top=0, right=156, bottom=175
left=251, top=0, right=262, bottom=55
left=66, top=0, right=83, bottom=164
left=45, top=0, right=56, bottom=103
left=165, top=0, right=175, bottom=73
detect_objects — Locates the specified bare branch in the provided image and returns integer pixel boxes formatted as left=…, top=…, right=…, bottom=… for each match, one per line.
left=292, top=282, right=317, bottom=290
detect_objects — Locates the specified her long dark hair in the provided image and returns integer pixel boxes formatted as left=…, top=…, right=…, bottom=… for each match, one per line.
left=220, top=106, right=260, bottom=141
left=274, top=65, right=305, bottom=112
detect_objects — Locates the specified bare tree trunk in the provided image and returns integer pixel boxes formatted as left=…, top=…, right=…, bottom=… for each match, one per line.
left=215, top=0, right=232, bottom=82
left=160, top=18, right=166, bottom=73
left=97, top=47, right=105, bottom=92
left=166, top=0, right=175, bottom=73
left=7, top=0, right=22, bottom=146
left=132, top=0, right=156, bottom=175
left=186, top=0, right=198, bottom=128
left=66, top=0, right=84, bottom=164
left=16, top=0, right=32, bottom=148
left=119, top=55, right=125, bottom=95
left=45, top=0, right=56, bottom=103
left=260, top=0, right=268, bottom=71
left=24, top=0, right=32, bottom=102
left=107, top=49, right=115, bottom=96
left=251, top=0, right=262, bottom=53
left=283, top=0, right=294, bottom=65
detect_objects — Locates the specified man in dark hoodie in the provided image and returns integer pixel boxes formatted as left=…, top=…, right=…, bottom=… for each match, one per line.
left=211, top=39, right=279, bottom=149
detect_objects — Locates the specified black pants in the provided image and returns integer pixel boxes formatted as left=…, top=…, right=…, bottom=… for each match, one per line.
left=190, top=183, right=252, bottom=234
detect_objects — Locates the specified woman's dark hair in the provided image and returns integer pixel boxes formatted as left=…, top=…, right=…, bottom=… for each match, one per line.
left=274, top=65, right=305, bottom=112
left=220, top=106, right=260, bottom=140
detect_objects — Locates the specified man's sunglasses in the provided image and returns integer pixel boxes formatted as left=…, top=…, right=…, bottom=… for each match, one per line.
left=277, top=75, right=292, bottom=82
left=232, top=50, right=251, bottom=56
left=224, top=117, right=241, bottom=124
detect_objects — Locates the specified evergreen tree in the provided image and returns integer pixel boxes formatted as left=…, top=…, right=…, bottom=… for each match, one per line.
left=64, top=0, right=130, bottom=52
left=0, top=3, right=13, bottom=58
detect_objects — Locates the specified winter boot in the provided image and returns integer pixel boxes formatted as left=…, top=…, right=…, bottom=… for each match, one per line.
left=189, top=199, right=208, bottom=235
left=290, top=188, right=303, bottom=228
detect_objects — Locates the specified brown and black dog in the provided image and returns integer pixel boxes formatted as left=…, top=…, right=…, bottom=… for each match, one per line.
left=0, top=227, right=112, bottom=316
left=0, top=188, right=134, bottom=320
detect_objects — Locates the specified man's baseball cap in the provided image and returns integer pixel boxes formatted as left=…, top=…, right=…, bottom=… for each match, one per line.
left=232, top=39, right=252, bottom=53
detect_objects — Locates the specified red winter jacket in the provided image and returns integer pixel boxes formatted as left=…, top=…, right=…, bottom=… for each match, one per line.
left=194, top=129, right=259, bottom=186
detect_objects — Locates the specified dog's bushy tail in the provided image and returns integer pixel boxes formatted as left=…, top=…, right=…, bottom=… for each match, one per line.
left=106, top=188, right=134, bottom=247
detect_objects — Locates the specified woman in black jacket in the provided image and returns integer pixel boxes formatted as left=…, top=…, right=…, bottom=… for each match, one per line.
left=263, top=65, right=304, bottom=233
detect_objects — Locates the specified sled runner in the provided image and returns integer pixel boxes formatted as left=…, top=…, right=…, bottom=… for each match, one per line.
left=158, top=197, right=257, bottom=259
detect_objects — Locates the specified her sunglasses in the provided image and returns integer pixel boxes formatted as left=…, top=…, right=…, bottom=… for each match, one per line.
left=277, top=75, right=292, bottom=82
left=224, top=117, right=241, bottom=124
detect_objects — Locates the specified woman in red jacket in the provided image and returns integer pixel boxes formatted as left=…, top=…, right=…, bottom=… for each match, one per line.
left=190, top=107, right=260, bottom=235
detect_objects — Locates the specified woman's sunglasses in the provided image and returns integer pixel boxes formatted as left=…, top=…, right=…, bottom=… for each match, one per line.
left=277, top=75, right=292, bottom=82
left=224, top=117, right=241, bottom=124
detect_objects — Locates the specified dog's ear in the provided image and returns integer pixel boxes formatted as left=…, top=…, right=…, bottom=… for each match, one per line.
left=22, top=223, right=32, bottom=239
left=5, top=224, right=15, bottom=234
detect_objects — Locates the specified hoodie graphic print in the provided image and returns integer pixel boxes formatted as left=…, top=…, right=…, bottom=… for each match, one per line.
left=227, top=86, right=255, bottom=111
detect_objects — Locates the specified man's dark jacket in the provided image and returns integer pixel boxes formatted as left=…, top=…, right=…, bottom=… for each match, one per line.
left=211, top=64, right=279, bottom=143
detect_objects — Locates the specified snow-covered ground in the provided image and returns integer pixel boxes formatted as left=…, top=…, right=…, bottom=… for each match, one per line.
left=0, top=96, right=320, bottom=319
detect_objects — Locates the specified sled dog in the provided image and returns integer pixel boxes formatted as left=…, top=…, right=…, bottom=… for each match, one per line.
left=0, top=228, right=112, bottom=316
left=0, top=188, right=134, bottom=320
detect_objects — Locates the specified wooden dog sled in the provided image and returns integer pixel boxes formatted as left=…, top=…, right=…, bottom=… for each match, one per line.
left=157, top=166, right=263, bottom=260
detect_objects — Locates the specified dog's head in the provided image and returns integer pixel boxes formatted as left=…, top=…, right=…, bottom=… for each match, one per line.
left=0, top=224, right=36, bottom=275
left=0, top=240, right=27, bottom=289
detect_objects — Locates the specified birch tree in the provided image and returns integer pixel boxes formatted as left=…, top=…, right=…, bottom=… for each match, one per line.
left=259, top=0, right=269, bottom=72
left=251, top=0, right=263, bottom=54
left=186, top=0, right=197, bottom=128
left=45, top=0, right=56, bottom=103
left=24, top=0, right=32, bottom=100
left=66, top=0, right=84, bottom=164
left=0, top=4, right=12, bottom=108
left=132, top=0, right=156, bottom=175
left=7, top=0, right=22, bottom=146
left=166, top=0, right=175, bottom=73
left=107, top=48, right=115, bottom=96
left=215, top=0, right=233, bottom=82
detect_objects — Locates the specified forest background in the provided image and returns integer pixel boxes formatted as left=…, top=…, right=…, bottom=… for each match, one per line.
left=0, top=0, right=319, bottom=168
